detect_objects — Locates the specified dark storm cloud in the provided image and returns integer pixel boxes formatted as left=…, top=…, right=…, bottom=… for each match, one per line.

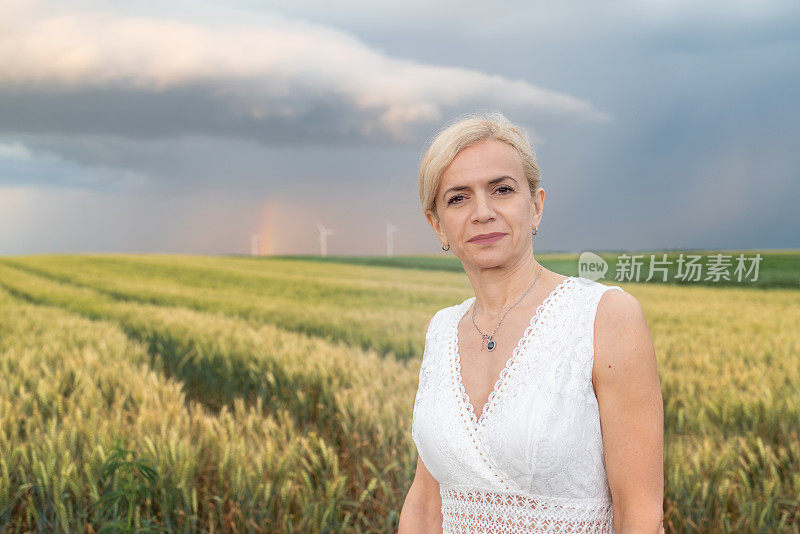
left=0, top=0, right=609, bottom=148
left=0, top=87, right=410, bottom=146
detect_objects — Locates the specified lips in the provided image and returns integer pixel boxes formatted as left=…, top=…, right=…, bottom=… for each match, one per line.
left=468, top=232, right=507, bottom=243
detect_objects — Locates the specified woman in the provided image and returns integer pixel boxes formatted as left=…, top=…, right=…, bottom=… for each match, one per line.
left=399, top=112, right=664, bottom=533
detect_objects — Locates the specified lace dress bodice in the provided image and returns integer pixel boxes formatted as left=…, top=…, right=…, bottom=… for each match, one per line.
left=411, top=276, right=624, bottom=533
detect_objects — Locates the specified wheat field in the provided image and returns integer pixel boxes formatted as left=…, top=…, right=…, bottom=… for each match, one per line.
left=0, top=254, right=798, bottom=532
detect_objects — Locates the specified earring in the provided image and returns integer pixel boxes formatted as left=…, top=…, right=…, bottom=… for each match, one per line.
left=532, top=225, right=538, bottom=235
left=441, top=242, right=450, bottom=251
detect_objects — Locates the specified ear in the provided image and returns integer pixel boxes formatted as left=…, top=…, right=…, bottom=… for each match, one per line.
left=531, top=187, right=545, bottom=228
left=425, top=208, right=447, bottom=244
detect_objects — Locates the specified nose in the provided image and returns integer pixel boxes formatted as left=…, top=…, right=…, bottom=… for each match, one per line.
left=472, top=191, right=495, bottom=222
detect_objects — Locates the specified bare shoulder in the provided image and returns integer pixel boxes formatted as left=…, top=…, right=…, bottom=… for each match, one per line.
left=592, top=287, right=655, bottom=390
left=596, top=286, right=647, bottom=333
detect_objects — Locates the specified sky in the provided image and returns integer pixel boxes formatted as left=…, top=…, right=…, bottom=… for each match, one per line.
left=1, top=0, right=798, bottom=256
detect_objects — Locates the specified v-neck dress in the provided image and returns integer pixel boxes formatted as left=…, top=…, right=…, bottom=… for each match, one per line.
left=411, top=276, right=625, bottom=533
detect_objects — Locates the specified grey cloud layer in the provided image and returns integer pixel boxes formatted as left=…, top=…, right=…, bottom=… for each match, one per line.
left=0, top=0, right=609, bottom=145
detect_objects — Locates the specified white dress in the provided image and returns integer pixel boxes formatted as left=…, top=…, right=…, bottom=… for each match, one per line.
left=412, top=276, right=624, bottom=533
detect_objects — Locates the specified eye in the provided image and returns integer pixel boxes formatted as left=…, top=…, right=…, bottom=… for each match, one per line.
left=447, top=185, right=514, bottom=205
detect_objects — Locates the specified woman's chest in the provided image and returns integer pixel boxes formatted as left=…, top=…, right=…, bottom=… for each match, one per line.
left=414, top=329, right=604, bottom=494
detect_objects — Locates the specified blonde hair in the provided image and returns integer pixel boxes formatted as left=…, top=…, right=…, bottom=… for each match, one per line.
left=418, top=110, right=540, bottom=220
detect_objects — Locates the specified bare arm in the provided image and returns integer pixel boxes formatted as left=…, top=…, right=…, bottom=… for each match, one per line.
left=398, top=456, right=443, bottom=533
left=399, top=317, right=443, bottom=533
left=593, top=289, right=665, bottom=533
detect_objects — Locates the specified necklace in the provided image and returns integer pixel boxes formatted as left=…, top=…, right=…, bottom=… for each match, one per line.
left=470, top=264, right=544, bottom=352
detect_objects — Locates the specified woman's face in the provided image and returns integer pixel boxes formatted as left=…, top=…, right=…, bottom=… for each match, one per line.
left=426, top=138, right=543, bottom=267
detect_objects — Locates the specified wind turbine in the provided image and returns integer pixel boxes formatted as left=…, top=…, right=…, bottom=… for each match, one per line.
left=386, top=221, right=398, bottom=256
left=317, top=222, right=334, bottom=256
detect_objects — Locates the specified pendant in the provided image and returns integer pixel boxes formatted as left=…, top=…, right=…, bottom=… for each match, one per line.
left=486, top=338, right=496, bottom=351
